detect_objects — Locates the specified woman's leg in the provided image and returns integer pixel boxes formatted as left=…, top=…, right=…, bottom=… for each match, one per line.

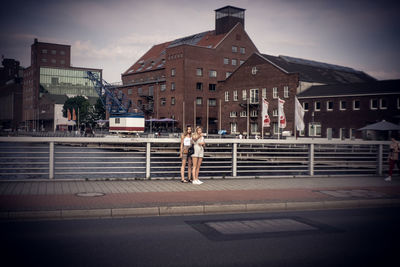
left=196, top=157, right=203, bottom=180
left=388, top=159, right=395, bottom=176
left=188, top=157, right=192, bottom=181
left=180, top=158, right=187, bottom=181
left=192, top=157, right=198, bottom=180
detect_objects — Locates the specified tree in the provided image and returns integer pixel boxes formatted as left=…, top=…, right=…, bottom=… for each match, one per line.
left=62, top=96, right=91, bottom=126
left=93, top=96, right=106, bottom=121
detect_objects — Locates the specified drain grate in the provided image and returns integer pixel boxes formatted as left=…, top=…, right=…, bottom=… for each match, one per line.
left=187, top=216, right=341, bottom=241
left=76, top=192, right=105, bottom=197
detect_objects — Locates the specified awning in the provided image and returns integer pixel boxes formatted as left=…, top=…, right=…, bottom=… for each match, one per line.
left=358, top=120, right=400, bottom=131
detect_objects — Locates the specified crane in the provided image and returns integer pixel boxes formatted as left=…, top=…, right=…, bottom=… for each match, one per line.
left=86, top=71, right=145, bottom=133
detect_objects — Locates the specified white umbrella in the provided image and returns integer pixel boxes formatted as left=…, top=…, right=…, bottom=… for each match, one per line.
left=358, top=120, right=400, bottom=131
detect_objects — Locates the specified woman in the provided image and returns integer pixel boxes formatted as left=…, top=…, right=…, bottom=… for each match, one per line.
left=179, top=125, right=192, bottom=183
left=191, top=126, right=205, bottom=185
left=385, top=137, right=400, bottom=181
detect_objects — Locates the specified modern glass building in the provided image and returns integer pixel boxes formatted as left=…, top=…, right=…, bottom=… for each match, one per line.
left=40, top=67, right=100, bottom=97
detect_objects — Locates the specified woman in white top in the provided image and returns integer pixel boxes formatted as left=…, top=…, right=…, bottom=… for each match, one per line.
left=179, top=125, right=193, bottom=183
left=191, top=126, right=205, bottom=184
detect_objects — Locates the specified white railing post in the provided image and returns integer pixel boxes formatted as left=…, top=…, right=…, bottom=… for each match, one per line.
left=146, top=141, right=151, bottom=179
left=232, top=142, right=237, bottom=177
left=309, top=143, right=314, bottom=176
left=49, top=141, right=54, bottom=179
left=378, top=144, right=383, bottom=176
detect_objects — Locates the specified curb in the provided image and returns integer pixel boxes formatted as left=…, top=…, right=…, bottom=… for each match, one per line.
left=1, top=198, right=400, bottom=221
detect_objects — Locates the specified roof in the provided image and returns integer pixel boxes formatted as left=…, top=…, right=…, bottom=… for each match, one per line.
left=123, top=30, right=226, bottom=76
left=260, top=54, right=376, bottom=84
left=358, top=120, right=400, bottom=131
left=297, top=79, right=400, bottom=98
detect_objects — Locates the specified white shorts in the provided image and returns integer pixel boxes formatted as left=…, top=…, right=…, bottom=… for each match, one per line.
left=191, top=145, right=204, bottom=158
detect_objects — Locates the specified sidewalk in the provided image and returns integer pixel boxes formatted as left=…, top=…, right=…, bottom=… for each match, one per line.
left=1, top=176, right=400, bottom=220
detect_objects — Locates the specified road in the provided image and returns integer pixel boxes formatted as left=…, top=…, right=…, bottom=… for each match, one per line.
left=2, top=207, right=400, bottom=267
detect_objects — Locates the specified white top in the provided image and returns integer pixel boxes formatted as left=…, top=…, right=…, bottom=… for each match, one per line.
left=183, top=137, right=191, bottom=146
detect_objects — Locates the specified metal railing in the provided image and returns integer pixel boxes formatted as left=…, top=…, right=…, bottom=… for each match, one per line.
left=0, top=137, right=390, bottom=180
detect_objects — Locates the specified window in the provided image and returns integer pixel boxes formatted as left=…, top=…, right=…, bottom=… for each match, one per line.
left=149, top=86, right=154, bottom=96
left=370, top=99, right=378, bottom=110
left=340, top=100, right=346, bottom=110
left=196, top=68, right=203, bottom=76
left=51, top=50, right=56, bottom=55
left=226, top=72, right=232, bottom=78
left=251, top=123, right=258, bottom=134
left=209, top=70, right=217, bottom=77
left=240, top=47, right=245, bottom=54
left=314, top=101, right=321, bottom=111
left=115, top=118, right=120, bottom=124
left=196, top=82, right=203, bottom=90
left=232, top=46, right=238, bottom=53
left=250, top=89, right=259, bottom=104
left=42, top=49, right=47, bottom=54
left=240, top=111, right=247, bottom=117
left=349, top=128, right=356, bottom=140
left=208, top=98, right=216, bottom=106
left=209, top=84, right=216, bottom=91
left=353, top=100, right=360, bottom=110
left=282, top=86, right=289, bottom=98
left=223, top=58, right=229, bottom=64
left=303, top=102, right=309, bottom=111
left=339, top=128, right=346, bottom=140
left=41, top=58, right=47, bottom=63
left=250, top=110, right=258, bottom=117
left=272, top=109, right=278, bottom=117
left=380, top=99, right=387, bottom=109
left=60, top=51, right=65, bottom=55
left=171, top=97, right=176, bottom=105
left=60, top=60, right=65, bottom=65
left=231, top=122, right=238, bottom=133
left=128, top=89, right=132, bottom=95
left=273, top=87, right=278, bottom=99
left=273, top=122, right=279, bottom=134
left=309, top=123, right=321, bottom=137
left=196, top=97, right=202, bottom=105
left=242, top=90, right=247, bottom=100
left=262, top=88, right=267, bottom=99
left=51, top=59, right=56, bottom=64
left=233, top=90, right=238, bottom=101
left=171, top=68, right=176, bottom=77
left=225, top=91, right=229, bottom=102
left=230, top=111, right=237, bottom=117
left=251, top=67, right=258, bottom=75
left=160, top=84, right=166, bottom=91
left=171, top=82, right=175, bottom=91
left=240, top=60, right=244, bottom=65
left=138, top=87, right=143, bottom=95
left=327, top=101, right=333, bottom=111
left=232, top=59, right=237, bottom=66
left=160, top=98, right=166, bottom=106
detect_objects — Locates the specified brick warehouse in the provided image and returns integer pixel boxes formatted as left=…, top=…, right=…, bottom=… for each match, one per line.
left=121, top=6, right=258, bottom=133
left=121, top=5, right=398, bottom=138
left=297, top=80, right=400, bottom=139
left=218, top=53, right=375, bottom=137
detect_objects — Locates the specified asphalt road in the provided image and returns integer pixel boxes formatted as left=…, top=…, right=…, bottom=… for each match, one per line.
left=2, top=207, right=400, bottom=267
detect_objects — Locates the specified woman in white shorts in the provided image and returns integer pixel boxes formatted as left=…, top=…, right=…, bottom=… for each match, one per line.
left=191, top=126, right=205, bottom=184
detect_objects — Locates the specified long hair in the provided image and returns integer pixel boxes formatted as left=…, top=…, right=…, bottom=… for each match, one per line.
left=183, top=125, right=192, bottom=137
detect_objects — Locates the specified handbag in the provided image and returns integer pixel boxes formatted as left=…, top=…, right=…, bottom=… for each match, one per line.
left=188, top=145, right=194, bottom=156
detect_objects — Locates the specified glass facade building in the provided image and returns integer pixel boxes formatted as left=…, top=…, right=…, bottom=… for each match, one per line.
left=40, top=67, right=100, bottom=97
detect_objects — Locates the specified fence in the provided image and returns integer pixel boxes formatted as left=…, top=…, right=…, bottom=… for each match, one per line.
left=0, top=137, right=389, bottom=180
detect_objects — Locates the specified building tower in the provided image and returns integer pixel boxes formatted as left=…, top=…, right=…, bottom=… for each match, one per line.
left=215, top=6, right=245, bottom=35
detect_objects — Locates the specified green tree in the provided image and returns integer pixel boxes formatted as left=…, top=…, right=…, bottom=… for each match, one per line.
left=62, top=96, right=91, bottom=126
left=93, top=96, right=106, bottom=121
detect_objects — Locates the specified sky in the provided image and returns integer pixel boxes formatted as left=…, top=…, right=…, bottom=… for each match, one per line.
left=1, top=0, right=399, bottom=83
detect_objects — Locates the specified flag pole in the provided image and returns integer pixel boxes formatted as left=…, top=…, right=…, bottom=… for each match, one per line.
left=277, top=97, right=280, bottom=140
left=294, top=97, right=297, bottom=140
left=261, top=98, right=264, bottom=139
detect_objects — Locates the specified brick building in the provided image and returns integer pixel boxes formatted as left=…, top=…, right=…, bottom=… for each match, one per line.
left=218, top=53, right=375, bottom=137
left=23, top=38, right=102, bottom=131
left=297, top=80, right=400, bottom=139
left=121, top=6, right=258, bottom=133
left=0, top=58, right=23, bottom=130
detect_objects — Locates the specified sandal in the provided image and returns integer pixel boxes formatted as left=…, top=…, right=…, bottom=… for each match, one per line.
left=181, top=180, right=188, bottom=183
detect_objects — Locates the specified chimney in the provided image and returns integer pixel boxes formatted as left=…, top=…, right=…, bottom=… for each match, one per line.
left=215, top=6, right=245, bottom=35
